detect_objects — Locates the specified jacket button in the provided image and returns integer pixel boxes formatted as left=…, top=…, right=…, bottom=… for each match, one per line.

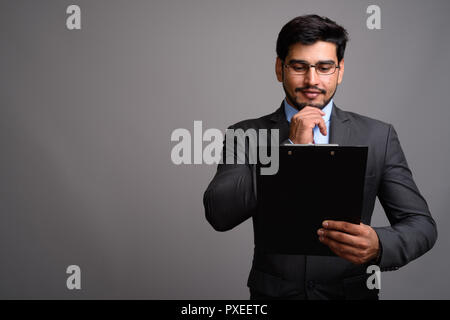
left=307, top=281, right=315, bottom=289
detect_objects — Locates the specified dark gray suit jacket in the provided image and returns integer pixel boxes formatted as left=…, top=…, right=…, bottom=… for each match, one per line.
left=203, top=102, right=437, bottom=300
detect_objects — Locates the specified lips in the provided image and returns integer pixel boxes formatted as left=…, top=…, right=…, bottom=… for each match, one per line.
left=301, top=90, right=321, bottom=99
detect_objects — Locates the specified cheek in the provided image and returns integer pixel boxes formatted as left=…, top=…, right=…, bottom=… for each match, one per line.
left=323, top=78, right=337, bottom=92
left=284, top=76, right=301, bottom=91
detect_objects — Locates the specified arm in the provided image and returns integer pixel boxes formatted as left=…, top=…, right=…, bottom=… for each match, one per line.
left=373, top=125, right=438, bottom=270
left=203, top=126, right=257, bottom=232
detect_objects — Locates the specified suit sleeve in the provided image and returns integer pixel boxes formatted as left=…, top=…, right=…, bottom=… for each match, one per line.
left=203, top=126, right=257, bottom=232
left=373, top=125, right=437, bottom=270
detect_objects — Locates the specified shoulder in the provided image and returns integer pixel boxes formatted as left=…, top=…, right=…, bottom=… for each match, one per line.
left=343, top=109, right=391, bottom=129
left=335, top=106, right=397, bottom=147
left=338, top=107, right=393, bottom=135
left=227, top=108, right=280, bottom=131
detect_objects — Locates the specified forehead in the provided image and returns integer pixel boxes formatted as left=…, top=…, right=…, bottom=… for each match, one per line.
left=286, top=41, right=338, bottom=63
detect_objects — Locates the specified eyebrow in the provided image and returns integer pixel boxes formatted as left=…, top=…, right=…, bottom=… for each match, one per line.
left=288, top=59, right=336, bottom=65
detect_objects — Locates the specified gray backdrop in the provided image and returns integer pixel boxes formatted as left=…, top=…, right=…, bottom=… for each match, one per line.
left=1, top=0, right=449, bottom=299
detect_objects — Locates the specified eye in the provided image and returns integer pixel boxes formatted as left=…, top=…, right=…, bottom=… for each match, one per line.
left=291, top=64, right=308, bottom=72
left=317, top=63, right=334, bottom=72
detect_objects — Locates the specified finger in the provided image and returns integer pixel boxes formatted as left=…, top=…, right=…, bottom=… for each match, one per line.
left=317, top=118, right=327, bottom=136
left=291, top=117, right=324, bottom=133
left=323, top=220, right=361, bottom=236
left=291, top=112, right=327, bottom=132
left=319, top=236, right=364, bottom=260
left=299, top=115, right=326, bottom=125
left=317, top=229, right=364, bottom=248
left=300, top=106, right=326, bottom=115
left=295, top=107, right=325, bottom=117
left=294, top=116, right=327, bottom=135
left=294, top=107, right=325, bottom=116
left=291, top=112, right=324, bottom=123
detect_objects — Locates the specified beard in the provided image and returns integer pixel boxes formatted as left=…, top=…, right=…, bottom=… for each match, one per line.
left=283, top=82, right=338, bottom=111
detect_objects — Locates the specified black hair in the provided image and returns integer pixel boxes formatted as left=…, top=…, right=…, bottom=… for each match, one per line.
left=276, top=14, right=349, bottom=63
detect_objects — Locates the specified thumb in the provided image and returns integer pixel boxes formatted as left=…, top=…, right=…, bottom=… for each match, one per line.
left=318, top=121, right=327, bottom=136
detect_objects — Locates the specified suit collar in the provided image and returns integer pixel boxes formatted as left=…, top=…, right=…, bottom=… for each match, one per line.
left=269, top=102, right=290, bottom=143
left=269, top=101, right=286, bottom=123
left=269, top=101, right=351, bottom=145
left=329, top=103, right=351, bottom=145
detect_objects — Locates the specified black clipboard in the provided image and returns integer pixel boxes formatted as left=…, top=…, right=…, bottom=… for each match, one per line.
left=255, top=145, right=368, bottom=256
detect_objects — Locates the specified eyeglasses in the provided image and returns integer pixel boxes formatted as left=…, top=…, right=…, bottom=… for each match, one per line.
left=283, top=61, right=340, bottom=75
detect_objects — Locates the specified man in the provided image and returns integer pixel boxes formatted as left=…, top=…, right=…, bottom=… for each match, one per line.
left=203, top=15, right=437, bottom=300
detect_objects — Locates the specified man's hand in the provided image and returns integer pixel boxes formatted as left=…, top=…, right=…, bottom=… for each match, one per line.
left=289, top=106, right=327, bottom=144
left=317, top=220, right=380, bottom=265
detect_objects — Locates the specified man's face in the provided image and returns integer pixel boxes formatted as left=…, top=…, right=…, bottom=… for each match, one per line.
left=275, top=41, right=344, bottom=110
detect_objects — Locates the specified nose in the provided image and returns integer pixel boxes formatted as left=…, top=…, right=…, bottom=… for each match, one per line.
left=304, top=65, right=319, bottom=86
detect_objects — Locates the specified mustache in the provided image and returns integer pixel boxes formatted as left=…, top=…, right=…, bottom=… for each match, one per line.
left=295, top=86, right=326, bottom=94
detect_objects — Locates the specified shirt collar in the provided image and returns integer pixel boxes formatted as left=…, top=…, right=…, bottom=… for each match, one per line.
left=284, top=98, right=333, bottom=123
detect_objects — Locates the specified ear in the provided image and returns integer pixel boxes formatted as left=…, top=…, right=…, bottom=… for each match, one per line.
left=275, top=57, right=283, bottom=82
left=337, top=59, right=344, bottom=84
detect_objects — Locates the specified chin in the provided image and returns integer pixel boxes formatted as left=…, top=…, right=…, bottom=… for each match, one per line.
left=296, top=99, right=326, bottom=110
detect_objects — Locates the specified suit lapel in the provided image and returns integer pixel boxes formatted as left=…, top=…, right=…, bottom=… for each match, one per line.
left=269, top=102, right=290, bottom=144
left=329, top=103, right=351, bottom=145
